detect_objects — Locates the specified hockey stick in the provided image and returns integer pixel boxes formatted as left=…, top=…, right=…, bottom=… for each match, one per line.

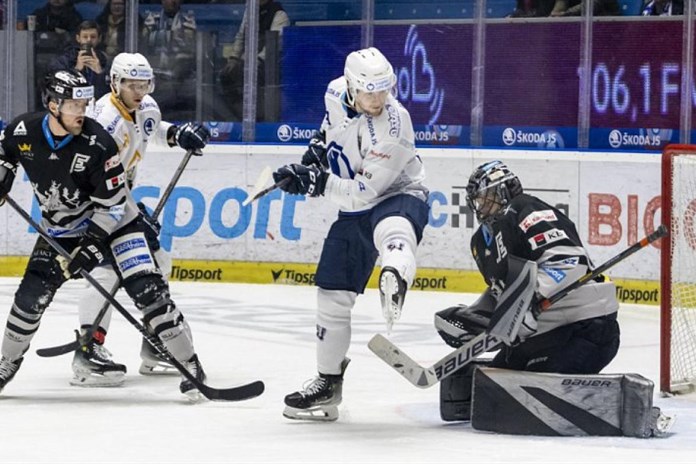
left=369, top=225, right=668, bottom=388
left=243, top=173, right=290, bottom=206
left=36, top=149, right=199, bottom=358
left=5, top=198, right=264, bottom=401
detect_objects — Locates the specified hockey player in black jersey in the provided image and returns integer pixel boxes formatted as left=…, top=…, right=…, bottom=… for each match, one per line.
left=436, top=160, right=620, bottom=372
left=434, top=160, right=621, bottom=421
left=0, top=70, right=205, bottom=399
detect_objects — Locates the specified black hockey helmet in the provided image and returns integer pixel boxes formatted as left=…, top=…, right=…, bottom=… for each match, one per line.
left=466, top=160, right=523, bottom=224
left=42, top=69, right=94, bottom=109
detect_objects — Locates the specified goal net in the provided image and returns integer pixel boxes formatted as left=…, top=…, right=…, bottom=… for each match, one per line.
left=661, top=144, right=696, bottom=394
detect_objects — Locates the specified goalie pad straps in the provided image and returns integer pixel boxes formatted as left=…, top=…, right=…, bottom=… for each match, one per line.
left=487, top=256, right=538, bottom=345
left=471, top=368, right=668, bottom=438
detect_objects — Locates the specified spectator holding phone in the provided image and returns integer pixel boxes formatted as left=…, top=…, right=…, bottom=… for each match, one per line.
left=48, top=20, right=110, bottom=98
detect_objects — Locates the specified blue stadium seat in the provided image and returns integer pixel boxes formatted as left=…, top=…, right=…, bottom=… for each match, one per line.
left=618, top=0, right=645, bottom=15
left=486, top=0, right=514, bottom=18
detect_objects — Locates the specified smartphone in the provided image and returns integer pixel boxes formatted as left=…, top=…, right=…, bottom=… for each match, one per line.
left=81, top=44, right=93, bottom=55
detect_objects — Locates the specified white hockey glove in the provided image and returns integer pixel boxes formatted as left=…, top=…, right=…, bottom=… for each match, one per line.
left=174, top=122, right=210, bottom=151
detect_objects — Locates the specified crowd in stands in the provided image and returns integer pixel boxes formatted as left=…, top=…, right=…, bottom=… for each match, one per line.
left=3, top=0, right=690, bottom=120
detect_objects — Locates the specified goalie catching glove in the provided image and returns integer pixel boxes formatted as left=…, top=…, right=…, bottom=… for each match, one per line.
left=273, top=164, right=328, bottom=197
left=435, top=289, right=497, bottom=348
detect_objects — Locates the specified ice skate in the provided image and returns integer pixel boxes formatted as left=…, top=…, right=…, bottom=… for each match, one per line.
left=283, top=358, right=350, bottom=422
left=139, top=337, right=177, bottom=376
left=379, top=266, right=407, bottom=332
left=179, top=354, right=206, bottom=401
left=649, top=407, right=676, bottom=437
left=71, top=341, right=126, bottom=387
left=0, top=356, right=23, bottom=393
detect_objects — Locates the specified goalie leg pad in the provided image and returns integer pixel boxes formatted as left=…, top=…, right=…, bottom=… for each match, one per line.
left=471, top=368, right=673, bottom=438
left=439, top=359, right=492, bottom=421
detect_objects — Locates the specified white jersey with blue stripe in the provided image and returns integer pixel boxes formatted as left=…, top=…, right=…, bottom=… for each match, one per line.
left=320, top=77, right=428, bottom=213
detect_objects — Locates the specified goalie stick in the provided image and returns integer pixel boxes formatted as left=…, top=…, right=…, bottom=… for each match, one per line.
left=7, top=194, right=264, bottom=402
left=36, top=149, right=200, bottom=358
left=369, top=224, right=668, bottom=388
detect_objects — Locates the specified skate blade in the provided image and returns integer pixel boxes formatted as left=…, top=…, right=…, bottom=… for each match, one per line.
left=182, top=388, right=206, bottom=403
left=282, top=405, right=339, bottom=422
left=653, top=413, right=677, bottom=437
left=139, top=361, right=178, bottom=376
left=380, top=272, right=402, bottom=329
left=70, top=371, right=125, bottom=388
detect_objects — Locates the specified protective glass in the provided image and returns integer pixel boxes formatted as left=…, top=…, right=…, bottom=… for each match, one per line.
left=59, top=99, right=89, bottom=116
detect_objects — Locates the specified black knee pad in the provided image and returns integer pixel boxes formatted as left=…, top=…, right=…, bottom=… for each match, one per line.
left=440, top=359, right=492, bottom=422
left=15, top=265, right=65, bottom=316
left=122, top=272, right=170, bottom=310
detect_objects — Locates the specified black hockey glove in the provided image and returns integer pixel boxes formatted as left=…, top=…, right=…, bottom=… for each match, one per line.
left=174, top=122, right=210, bottom=151
left=59, top=235, right=106, bottom=279
left=300, top=133, right=328, bottom=169
left=435, top=304, right=493, bottom=348
left=273, top=164, right=328, bottom=197
left=137, top=202, right=162, bottom=252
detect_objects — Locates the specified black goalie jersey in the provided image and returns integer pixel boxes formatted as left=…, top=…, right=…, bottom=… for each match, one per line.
left=0, top=112, right=137, bottom=238
left=471, top=193, right=618, bottom=335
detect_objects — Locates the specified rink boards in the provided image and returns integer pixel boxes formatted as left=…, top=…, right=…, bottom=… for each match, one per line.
left=0, top=145, right=664, bottom=305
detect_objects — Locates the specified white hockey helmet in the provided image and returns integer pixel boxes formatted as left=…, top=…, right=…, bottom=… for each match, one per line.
left=109, top=52, right=155, bottom=95
left=344, top=47, right=396, bottom=107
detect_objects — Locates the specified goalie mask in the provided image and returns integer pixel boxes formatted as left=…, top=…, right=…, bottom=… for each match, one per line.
left=466, top=161, right=523, bottom=224
left=344, top=47, right=396, bottom=112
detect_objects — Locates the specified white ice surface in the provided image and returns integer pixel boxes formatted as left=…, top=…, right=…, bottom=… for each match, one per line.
left=0, top=277, right=694, bottom=463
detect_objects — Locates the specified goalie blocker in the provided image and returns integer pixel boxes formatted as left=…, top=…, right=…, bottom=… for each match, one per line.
left=441, top=366, right=674, bottom=438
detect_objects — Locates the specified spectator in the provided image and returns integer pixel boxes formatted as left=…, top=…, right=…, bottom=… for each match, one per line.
left=48, top=20, right=110, bottom=98
left=32, top=0, right=84, bottom=40
left=219, top=0, right=290, bottom=121
left=508, top=0, right=557, bottom=17
left=642, top=0, right=684, bottom=15
left=96, top=0, right=144, bottom=61
left=141, top=0, right=197, bottom=80
left=549, top=0, right=621, bottom=15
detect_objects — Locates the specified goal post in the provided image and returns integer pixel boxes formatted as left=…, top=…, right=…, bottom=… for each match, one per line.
left=661, top=144, right=696, bottom=394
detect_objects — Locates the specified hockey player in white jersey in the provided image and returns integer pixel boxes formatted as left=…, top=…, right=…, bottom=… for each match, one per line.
left=70, top=52, right=210, bottom=386
left=273, top=47, right=430, bottom=421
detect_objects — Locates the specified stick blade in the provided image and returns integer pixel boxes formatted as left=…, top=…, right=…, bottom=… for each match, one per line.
left=243, top=166, right=273, bottom=206
left=368, top=334, right=437, bottom=388
left=200, top=380, right=265, bottom=402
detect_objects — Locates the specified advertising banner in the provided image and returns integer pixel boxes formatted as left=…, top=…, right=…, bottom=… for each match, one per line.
left=1, top=145, right=662, bottom=283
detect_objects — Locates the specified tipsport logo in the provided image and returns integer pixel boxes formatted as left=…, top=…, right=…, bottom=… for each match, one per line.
left=397, top=25, right=445, bottom=125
